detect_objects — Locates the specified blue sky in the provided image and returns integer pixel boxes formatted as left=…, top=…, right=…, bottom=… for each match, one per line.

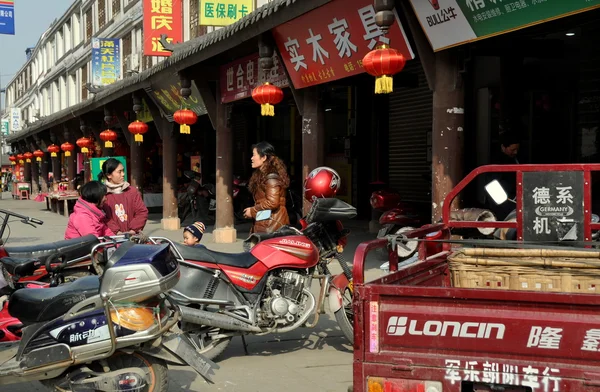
left=1, top=0, right=74, bottom=108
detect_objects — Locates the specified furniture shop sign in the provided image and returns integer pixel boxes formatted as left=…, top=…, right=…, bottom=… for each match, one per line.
left=522, top=171, right=584, bottom=243
left=272, top=0, right=414, bottom=89
left=408, top=0, right=600, bottom=52
left=91, top=38, right=121, bottom=86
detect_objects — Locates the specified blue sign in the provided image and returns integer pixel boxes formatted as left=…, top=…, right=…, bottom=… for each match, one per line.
left=91, top=37, right=121, bottom=86
left=0, top=1, right=15, bottom=35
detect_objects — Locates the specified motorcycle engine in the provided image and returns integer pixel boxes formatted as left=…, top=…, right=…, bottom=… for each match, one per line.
left=260, top=271, right=307, bottom=326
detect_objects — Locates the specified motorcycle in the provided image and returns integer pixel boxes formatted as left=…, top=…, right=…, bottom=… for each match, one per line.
left=0, top=236, right=218, bottom=391
left=127, top=197, right=358, bottom=361
left=0, top=208, right=108, bottom=284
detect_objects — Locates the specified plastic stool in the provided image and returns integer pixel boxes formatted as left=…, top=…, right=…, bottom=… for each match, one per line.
left=19, top=189, right=29, bottom=200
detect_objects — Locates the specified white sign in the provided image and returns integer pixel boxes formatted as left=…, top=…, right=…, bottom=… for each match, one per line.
left=10, top=108, right=21, bottom=132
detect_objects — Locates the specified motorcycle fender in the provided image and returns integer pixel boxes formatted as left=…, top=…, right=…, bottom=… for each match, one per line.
left=328, top=273, right=350, bottom=313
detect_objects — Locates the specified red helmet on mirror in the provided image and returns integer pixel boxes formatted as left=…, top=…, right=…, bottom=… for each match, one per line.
left=304, top=167, right=341, bottom=201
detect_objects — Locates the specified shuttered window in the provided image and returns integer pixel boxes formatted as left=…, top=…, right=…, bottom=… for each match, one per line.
left=82, top=65, right=88, bottom=101
left=98, top=0, right=106, bottom=30
left=112, top=0, right=121, bottom=17
left=85, top=7, right=93, bottom=42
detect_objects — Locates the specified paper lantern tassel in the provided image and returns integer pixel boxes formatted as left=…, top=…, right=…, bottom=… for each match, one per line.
left=180, top=124, right=191, bottom=134
left=261, top=103, right=275, bottom=117
left=51, top=152, right=57, bottom=157
left=82, top=147, right=89, bottom=154
left=105, top=141, right=113, bottom=148
left=65, top=151, right=71, bottom=157
left=375, top=75, right=393, bottom=94
left=135, top=134, right=144, bottom=143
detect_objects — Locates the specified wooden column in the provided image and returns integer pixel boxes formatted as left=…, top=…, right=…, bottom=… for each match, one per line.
left=144, top=91, right=179, bottom=230
left=49, top=134, right=61, bottom=187
left=28, top=139, right=40, bottom=195
left=64, top=129, right=77, bottom=190
left=35, top=136, right=49, bottom=193
left=431, top=49, right=465, bottom=221
left=301, top=86, right=325, bottom=214
left=213, top=82, right=236, bottom=243
left=115, top=97, right=143, bottom=191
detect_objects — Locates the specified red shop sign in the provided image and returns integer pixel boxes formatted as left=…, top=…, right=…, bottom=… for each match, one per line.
left=272, top=0, right=414, bottom=89
left=220, top=52, right=289, bottom=103
left=143, top=0, right=183, bottom=56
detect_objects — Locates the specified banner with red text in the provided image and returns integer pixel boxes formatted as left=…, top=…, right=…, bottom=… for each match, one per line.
left=272, top=0, right=414, bottom=89
left=143, top=0, right=182, bottom=56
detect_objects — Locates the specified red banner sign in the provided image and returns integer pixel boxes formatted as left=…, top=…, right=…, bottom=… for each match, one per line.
left=220, top=52, right=289, bottom=103
left=143, top=0, right=182, bottom=56
left=272, top=0, right=414, bottom=89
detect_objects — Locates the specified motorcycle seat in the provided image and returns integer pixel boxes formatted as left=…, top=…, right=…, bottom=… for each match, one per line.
left=174, top=243, right=258, bottom=269
left=8, top=276, right=100, bottom=323
left=0, top=257, right=42, bottom=277
left=5, top=235, right=100, bottom=265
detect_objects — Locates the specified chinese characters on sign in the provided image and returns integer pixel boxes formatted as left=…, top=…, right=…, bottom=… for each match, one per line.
left=219, top=52, right=289, bottom=103
left=91, top=38, right=121, bottom=86
left=199, top=0, right=253, bottom=27
left=522, top=171, right=584, bottom=242
left=10, top=108, right=21, bottom=132
left=444, top=360, right=561, bottom=392
left=272, top=0, right=414, bottom=89
left=409, top=0, right=600, bottom=52
left=143, top=0, right=182, bottom=56
left=144, top=77, right=207, bottom=122
left=0, top=0, right=15, bottom=35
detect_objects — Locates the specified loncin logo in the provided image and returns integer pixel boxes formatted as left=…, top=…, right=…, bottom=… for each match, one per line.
left=387, top=316, right=505, bottom=339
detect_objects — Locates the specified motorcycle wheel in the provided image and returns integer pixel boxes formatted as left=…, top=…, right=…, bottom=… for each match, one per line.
left=41, top=352, right=168, bottom=392
left=187, top=326, right=232, bottom=362
left=334, top=282, right=354, bottom=345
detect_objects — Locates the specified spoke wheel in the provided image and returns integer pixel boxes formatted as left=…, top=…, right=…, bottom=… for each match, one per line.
left=334, top=282, right=354, bottom=345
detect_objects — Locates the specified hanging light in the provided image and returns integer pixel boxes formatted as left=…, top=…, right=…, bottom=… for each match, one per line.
left=23, top=152, right=33, bottom=163
left=100, top=129, right=118, bottom=148
left=9, top=156, right=16, bottom=165
left=173, top=108, right=197, bottom=134
left=33, top=150, right=44, bottom=162
left=47, top=144, right=60, bottom=157
left=251, top=82, right=284, bottom=116
left=76, top=137, right=92, bottom=154
left=16, top=154, right=24, bottom=164
left=128, top=120, right=149, bottom=143
left=362, top=45, right=406, bottom=94
left=61, top=142, right=75, bottom=157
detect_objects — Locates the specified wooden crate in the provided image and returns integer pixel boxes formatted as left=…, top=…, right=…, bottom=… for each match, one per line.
left=448, top=248, right=600, bottom=294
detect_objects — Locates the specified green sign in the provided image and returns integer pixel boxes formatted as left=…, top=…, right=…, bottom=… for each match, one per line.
left=90, top=156, right=127, bottom=183
left=1, top=120, right=8, bottom=136
left=409, top=0, right=600, bottom=51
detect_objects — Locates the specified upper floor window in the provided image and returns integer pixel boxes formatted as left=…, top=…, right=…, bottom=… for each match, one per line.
left=112, top=0, right=120, bottom=17
left=98, top=0, right=106, bottom=30
left=85, top=7, right=93, bottom=42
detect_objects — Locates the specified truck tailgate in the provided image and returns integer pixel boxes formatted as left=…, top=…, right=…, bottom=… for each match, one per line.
left=357, top=284, right=600, bottom=391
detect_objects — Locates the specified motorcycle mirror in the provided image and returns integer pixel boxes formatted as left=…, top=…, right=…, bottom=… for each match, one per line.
left=485, top=180, right=509, bottom=205
left=592, top=214, right=600, bottom=223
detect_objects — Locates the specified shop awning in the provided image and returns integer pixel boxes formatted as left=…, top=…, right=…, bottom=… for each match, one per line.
left=6, top=0, right=330, bottom=144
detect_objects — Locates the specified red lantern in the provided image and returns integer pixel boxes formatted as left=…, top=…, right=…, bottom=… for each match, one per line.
left=23, top=152, right=33, bottom=163
left=76, top=137, right=92, bottom=154
left=362, top=45, right=406, bottom=94
left=173, top=109, right=197, bottom=134
left=33, top=150, right=44, bottom=162
left=100, top=129, right=118, bottom=148
left=61, top=142, right=75, bottom=157
left=251, top=82, right=284, bottom=116
left=128, top=120, right=149, bottom=143
left=9, top=156, right=16, bottom=165
left=47, top=144, right=60, bottom=158
left=16, top=154, right=24, bottom=164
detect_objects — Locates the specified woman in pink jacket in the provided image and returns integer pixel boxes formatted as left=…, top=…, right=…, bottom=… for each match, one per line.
left=64, top=181, right=115, bottom=240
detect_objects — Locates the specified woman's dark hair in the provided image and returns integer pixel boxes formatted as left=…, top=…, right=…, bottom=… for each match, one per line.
left=249, top=141, right=290, bottom=193
left=79, top=181, right=107, bottom=206
left=98, top=158, right=122, bottom=182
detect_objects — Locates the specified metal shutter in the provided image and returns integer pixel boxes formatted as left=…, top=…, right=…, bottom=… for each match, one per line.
left=388, top=59, right=433, bottom=202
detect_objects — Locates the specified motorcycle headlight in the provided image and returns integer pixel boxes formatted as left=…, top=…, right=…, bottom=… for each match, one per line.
left=110, top=307, right=156, bottom=331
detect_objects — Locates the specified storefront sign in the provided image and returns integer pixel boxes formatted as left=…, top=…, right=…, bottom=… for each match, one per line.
left=272, top=0, right=414, bottom=89
left=522, top=171, right=584, bottom=242
left=10, top=108, right=20, bottom=132
left=143, top=0, right=182, bottom=56
left=220, top=52, right=289, bottom=103
left=199, top=0, right=253, bottom=26
left=0, top=0, right=15, bottom=36
left=1, top=119, right=8, bottom=136
left=136, top=99, right=153, bottom=123
left=144, top=77, right=208, bottom=121
left=91, top=38, right=121, bottom=86
left=409, top=0, right=600, bottom=52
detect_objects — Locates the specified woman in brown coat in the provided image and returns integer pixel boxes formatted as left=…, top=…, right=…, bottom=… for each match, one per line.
left=243, top=142, right=290, bottom=233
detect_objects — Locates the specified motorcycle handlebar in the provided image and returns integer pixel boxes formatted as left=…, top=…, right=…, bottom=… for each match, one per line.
left=0, top=208, right=44, bottom=224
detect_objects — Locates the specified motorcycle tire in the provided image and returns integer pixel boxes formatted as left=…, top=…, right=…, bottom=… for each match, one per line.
left=334, top=283, right=354, bottom=345
left=41, top=352, right=168, bottom=392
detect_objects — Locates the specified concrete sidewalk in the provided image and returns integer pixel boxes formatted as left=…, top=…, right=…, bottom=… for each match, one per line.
left=0, top=193, right=388, bottom=392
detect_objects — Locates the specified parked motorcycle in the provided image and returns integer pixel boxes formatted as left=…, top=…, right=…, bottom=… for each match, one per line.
left=119, top=197, right=357, bottom=361
left=0, top=237, right=218, bottom=391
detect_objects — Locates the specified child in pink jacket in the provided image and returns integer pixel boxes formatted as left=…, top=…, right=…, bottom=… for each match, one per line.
left=65, top=181, right=115, bottom=240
